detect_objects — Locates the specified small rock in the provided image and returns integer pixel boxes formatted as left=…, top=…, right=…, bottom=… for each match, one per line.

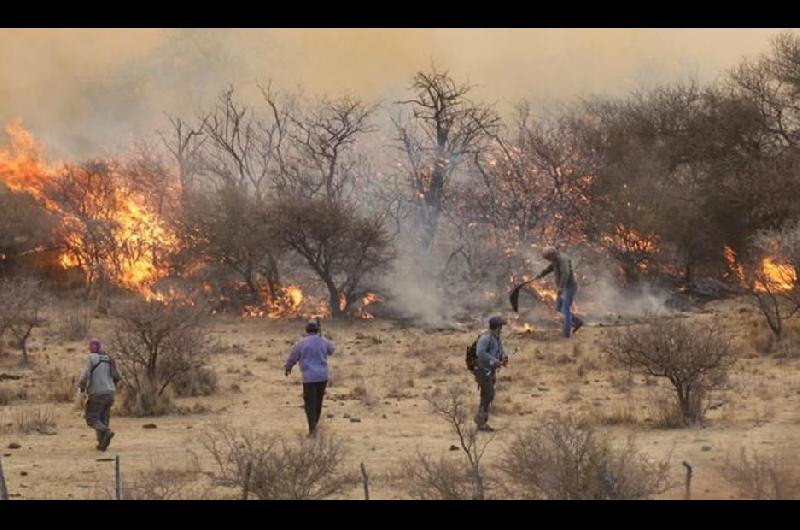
left=449, top=445, right=459, bottom=451
left=702, top=446, right=712, bottom=452
left=3, top=453, right=10, bottom=457
left=349, top=417, right=361, bottom=423
left=186, top=426, right=193, bottom=430
left=343, top=413, right=351, bottom=419
left=142, top=424, right=157, bottom=429
left=8, top=442, right=21, bottom=449
left=20, top=471, right=28, bottom=476
left=327, top=414, right=335, bottom=419
left=381, top=414, right=387, bottom=419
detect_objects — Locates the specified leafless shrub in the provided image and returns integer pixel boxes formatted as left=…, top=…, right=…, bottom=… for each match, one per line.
left=399, top=385, right=495, bottom=500
left=606, top=316, right=735, bottom=425
left=721, top=448, right=800, bottom=499
left=203, top=424, right=352, bottom=500
left=498, top=415, right=670, bottom=499
left=13, top=405, right=57, bottom=434
left=0, top=277, right=51, bottom=364
left=113, top=297, right=210, bottom=416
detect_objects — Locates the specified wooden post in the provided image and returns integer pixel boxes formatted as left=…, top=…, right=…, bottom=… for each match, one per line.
left=242, top=461, right=252, bottom=500
left=115, top=455, right=121, bottom=500
left=682, top=461, right=693, bottom=500
left=360, top=462, right=369, bottom=500
left=0, top=455, right=9, bottom=501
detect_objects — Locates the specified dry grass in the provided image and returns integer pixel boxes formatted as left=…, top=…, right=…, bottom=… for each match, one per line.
left=8, top=405, right=57, bottom=434
left=721, top=448, right=800, bottom=499
left=45, top=368, right=78, bottom=403
left=596, top=400, right=641, bottom=426
left=57, top=308, right=91, bottom=341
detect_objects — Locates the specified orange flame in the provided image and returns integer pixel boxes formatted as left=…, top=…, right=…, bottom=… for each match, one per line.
left=0, top=121, right=177, bottom=295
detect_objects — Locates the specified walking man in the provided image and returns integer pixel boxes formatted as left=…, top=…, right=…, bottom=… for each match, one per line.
left=534, top=247, right=584, bottom=338
left=284, top=318, right=335, bottom=437
left=474, top=316, right=508, bottom=432
left=78, top=339, right=121, bottom=451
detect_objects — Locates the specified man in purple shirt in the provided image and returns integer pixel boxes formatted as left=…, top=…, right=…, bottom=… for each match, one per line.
left=284, top=318, right=336, bottom=436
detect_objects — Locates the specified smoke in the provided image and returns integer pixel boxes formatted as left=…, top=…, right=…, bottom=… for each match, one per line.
left=580, top=273, right=670, bottom=320
left=0, top=29, right=785, bottom=158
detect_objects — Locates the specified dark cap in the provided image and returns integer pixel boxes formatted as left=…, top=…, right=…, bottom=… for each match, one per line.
left=488, top=316, right=507, bottom=329
left=306, top=319, right=320, bottom=333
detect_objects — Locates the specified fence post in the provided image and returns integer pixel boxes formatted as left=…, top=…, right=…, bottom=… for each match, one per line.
left=682, top=461, right=693, bottom=500
left=115, top=455, right=121, bottom=500
left=0, top=455, right=9, bottom=501
left=360, top=462, right=370, bottom=500
left=242, top=461, right=252, bottom=500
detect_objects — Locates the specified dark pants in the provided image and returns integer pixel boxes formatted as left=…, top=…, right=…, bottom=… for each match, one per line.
left=556, top=285, right=584, bottom=338
left=474, top=370, right=496, bottom=428
left=85, top=393, right=114, bottom=443
left=302, top=381, right=327, bottom=435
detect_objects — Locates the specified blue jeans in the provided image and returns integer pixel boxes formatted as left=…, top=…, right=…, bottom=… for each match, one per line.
left=556, top=285, right=583, bottom=338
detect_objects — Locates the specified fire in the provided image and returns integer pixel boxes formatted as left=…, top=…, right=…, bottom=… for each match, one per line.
left=355, top=292, right=381, bottom=319
left=723, top=245, right=746, bottom=284
left=0, top=122, right=177, bottom=295
left=755, top=257, right=796, bottom=292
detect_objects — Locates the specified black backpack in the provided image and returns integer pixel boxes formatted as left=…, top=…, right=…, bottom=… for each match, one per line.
left=465, top=334, right=483, bottom=371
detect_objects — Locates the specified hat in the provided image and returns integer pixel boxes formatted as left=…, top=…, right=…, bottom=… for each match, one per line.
left=306, top=319, right=320, bottom=332
left=488, top=316, right=507, bottom=329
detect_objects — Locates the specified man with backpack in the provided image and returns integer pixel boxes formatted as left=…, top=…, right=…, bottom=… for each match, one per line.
left=78, top=339, right=121, bottom=451
left=534, top=246, right=584, bottom=338
left=284, top=318, right=335, bottom=437
left=467, top=316, right=509, bottom=432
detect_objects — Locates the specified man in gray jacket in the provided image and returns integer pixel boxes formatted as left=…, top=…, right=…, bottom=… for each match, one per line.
left=79, top=339, right=121, bottom=451
left=473, top=316, right=508, bottom=432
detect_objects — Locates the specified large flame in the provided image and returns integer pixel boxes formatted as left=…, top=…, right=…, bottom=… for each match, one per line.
left=0, top=121, right=177, bottom=294
left=755, top=257, right=796, bottom=292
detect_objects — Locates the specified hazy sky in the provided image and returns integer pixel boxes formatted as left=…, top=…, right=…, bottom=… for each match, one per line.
left=0, top=28, right=791, bottom=158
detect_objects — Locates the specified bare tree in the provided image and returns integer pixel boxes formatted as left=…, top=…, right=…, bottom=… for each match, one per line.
left=272, top=196, right=394, bottom=318
left=394, top=66, right=501, bottom=251
left=277, top=92, right=378, bottom=201
left=606, top=316, right=735, bottom=425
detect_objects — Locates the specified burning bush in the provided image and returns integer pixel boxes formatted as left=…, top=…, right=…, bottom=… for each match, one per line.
left=113, top=297, right=211, bottom=416
left=498, top=415, right=670, bottom=499
left=606, top=316, right=735, bottom=426
left=273, top=195, right=395, bottom=318
left=745, top=220, right=800, bottom=340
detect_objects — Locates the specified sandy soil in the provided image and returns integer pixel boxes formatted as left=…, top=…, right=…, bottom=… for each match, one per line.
left=1, top=297, right=799, bottom=499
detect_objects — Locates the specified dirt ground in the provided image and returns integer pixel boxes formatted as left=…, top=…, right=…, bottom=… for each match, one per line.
left=1, top=297, right=799, bottom=499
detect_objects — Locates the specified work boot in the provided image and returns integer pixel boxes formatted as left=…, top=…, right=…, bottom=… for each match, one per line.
left=477, top=424, right=495, bottom=432
left=99, top=430, right=115, bottom=451
left=573, top=320, right=584, bottom=334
